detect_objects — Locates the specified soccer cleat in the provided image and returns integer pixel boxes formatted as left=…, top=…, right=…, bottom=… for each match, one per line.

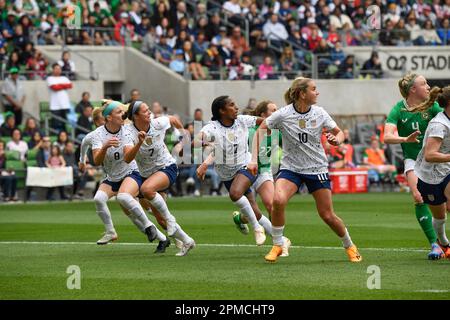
left=96, top=231, right=118, bottom=245
left=345, top=245, right=362, bottom=262
left=175, top=240, right=196, bottom=256
left=428, top=243, right=445, bottom=260
left=174, top=238, right=184, bottom=249
left=166, top=220, right=178, bottom=237
left=265, top=245, right=283, bottom=263
left=254, top=225, right=266, bottom=246
left=144, top=225, right=158, bottom=243
left=154, top=238, right=171, bottom=253
left=280, top=237, right=291, bottom=257
left=438, top=241, right=450, bottom=259
left=232, top=211, right=249, bottom=235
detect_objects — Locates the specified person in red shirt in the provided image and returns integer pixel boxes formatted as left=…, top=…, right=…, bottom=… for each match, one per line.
left=114, top=12, right=135, bottom=46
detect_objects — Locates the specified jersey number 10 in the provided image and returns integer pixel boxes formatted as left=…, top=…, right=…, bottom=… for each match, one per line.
left=298, top=133, right=308, bottom=144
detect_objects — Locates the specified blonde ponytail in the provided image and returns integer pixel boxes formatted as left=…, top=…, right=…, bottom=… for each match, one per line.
left=284, top=77, right=312, bottom=105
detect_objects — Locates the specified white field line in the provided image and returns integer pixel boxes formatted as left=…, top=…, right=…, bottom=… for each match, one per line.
left=0, top=241, right=428, bottom=253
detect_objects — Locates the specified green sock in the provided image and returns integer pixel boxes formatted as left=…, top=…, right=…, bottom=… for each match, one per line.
left=415, top=203, right=437, bottom=244
left=233, top=212, right=242, bottom=225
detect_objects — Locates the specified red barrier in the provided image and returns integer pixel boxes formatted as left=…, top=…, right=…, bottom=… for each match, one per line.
left=329, top=169, right=369, bottom=194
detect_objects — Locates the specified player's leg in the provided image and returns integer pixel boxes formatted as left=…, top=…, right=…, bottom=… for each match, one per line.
left=265, top=177, right=298, bottom=263
left=406, top=164, right=438, bottom=249
left=229, top=173, right=265, bottom=245
left=310, top=188, right=362, bottom=262
left=94, top=183, right=118, bottom=244
left=116, top=176, right=168, bottom=247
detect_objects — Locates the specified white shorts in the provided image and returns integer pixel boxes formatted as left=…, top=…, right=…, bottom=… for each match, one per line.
left=253, top=171, right=274, bottom=192
left=404, top=159, right=416, bottom=174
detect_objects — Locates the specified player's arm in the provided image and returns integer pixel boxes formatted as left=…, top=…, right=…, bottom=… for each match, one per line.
left=92, top=137, right=119, bottom=166
left=248, top=119, right=270, bottom=175
left=424, top=137, right=450, bottom=163
left=123, top=132, right=146, bottom=163
left=384, top=123, right=420, bottom=144
left=255, top=116, right=264, bottom=126
left=326, top=126, right=344, bottom=146
left=197, top=152, right=215, bottom=181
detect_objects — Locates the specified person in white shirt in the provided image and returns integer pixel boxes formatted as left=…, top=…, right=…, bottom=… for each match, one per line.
left=249, top=77, right=362, bottom=263
left=6, top=128, right=28, bottom=161
left=91, top=101, right=168, bottom=249
left=263, top=13, right=288, bottom=47
left=415, top=86, right=450, bottom=259
left=46, top=63, right=72, bottom=132
left=196, top=96, right=277, bottom=248
left=123, top=100, right=195, bottom=256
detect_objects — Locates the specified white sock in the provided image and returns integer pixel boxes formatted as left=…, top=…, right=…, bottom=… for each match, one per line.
left=117, top=193, right=154, bottom=230
left=173, top=223, right=193, bottom=244
left=127, top=214, right=145, bottom=233
left=155, top=228, right=167, bottom=241
left=433, top=217, right=449, bottom=246
left=149, top=193, right=176, bottom=224
left=233, top=197, right=260, bottom=229
left=94, top=190, right=115, bottom=233
left=340, top=228, right=354, bottom=249
left=258, top=215, right=273, bottom=236
left=272, top=226, right=284, bottom=246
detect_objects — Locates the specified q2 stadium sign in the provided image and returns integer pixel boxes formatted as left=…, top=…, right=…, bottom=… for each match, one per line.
left=345, top=46, right=450, bottom=79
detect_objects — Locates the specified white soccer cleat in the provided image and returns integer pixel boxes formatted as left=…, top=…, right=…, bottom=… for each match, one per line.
left=97, top=231, right=118, bottom=245
left=174, top=238, right=184, bottom=249
left=175, top=240, right=196, bottom=256
left=280, top=236, right=291, bottom=257
left=254, top=225, right=266, bottom=246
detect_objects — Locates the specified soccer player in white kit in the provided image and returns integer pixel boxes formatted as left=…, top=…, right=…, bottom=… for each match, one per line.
left=122, top=100, right=196, bottom=256
left=415, top=86, right=450, bottom=259
left=91, top=101, right=168, bottom=248
left=248, top=77, right=362, bottom=263
left=196, top=96, right=274, bottom=246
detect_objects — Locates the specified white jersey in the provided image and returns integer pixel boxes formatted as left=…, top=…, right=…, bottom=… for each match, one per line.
left=91, top=125, right=138, bottom=182
left=265, top=104, right=336, bottom=175
left=79, top=130, right=96, bottom=163
left=201, top=115, right=257, bottom=181
left=124, top=116, right=176, bottom=178
left=415, top=112, right=450, bottom=184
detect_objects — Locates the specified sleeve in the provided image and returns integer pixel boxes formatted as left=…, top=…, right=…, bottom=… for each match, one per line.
left=91, top=131, right=103, bottom=150
left=238, top=115, right=257, bottom=128
left=322, top=108, right=337, bottom=130
left=265, top=109, right=282, bottom=130
left=1, top=81, right=10, bottom=95
left=427, top=122, right=446, bottom=140
left=79, top=134, right=91, bottom=163
left=200, top=124, right=215, bottom=142
left=154, top=116, right=171, bottom=131
left=386, top=106, right=399, bottom=126
left=123, top=127, right=136, bottom=147
left=430, top=102, right=444, bottom=117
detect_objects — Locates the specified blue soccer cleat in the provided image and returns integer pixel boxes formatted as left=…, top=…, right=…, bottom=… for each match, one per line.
left=428, top=243, right=445, bottom=260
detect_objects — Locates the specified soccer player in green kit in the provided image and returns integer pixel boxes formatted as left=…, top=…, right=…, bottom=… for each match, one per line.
left=384, top=73, right=443, bottom=260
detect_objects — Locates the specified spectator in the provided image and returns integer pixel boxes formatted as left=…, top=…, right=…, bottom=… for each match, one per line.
left=47, top=63, right=73, bottom=133
left=182, top=40, right=206, bottom=80
left=316, top=5, right=331, bottom=31
left=76, top=105, right=94, bottom=139
left=230, top=26, right=249, bottom=55
left=200, top=43, right=223, bottom=80
left=262, top=13, right=289, bottom=47
left=206, top=13, right=222, bottom=41
left=363, top=137, right=397, bottom=186
left=337, top=54, right=356, bottom=79
left=0, top=140, right=18, bottom=202
left=141, top=25, right=156, bottom=56
left=154, top=34, right=173, bottom=66
left=128, top=88, right=141, bottom=103
left=46, top=145, right=68, bottom=201
left=249, top=36, right=276, bottom=69
left=383, top=3, right=401, bottom=25
left=1, top=67, right=25, bottom=125
left=193, top=30, right=209, bottom=56
left=279, top=45, right=298, bottom=80
left=169, top=48, right=186, bottom=76
left=406, top=12, right=425, bottom=45
left=6, top=128, right=28, bottom=161
left=0, top=112, right=17, bottom=137
left=226, top=53, right=244, bottom=80
left=258, top=55, right=277, bottom=80
left=57, top=51, right=76, bottom=80
left=393, top=18, right=412, bottom=46
left=114, top=12, right=134, bottom=46
left=22, top=117, right=41, bottom=138
left=75, top=92, right=92, bottom=114
left=246, top=2, right=264, bottom=44
left=360, top=51, right=383, bottom=79
left=437, top=18, right=450, bottom=45
left=421, top=19, right=442, bottom=45
left=6, top=51, right=21, bottom=71
left=330, top=7, right=354, bottom=30
left=222, top=0, right=244, bottom=26
left=151, top=1, right=169, bottom=27
left=28, top=130, right=42, bottom=150
left=54, top=130, right=69, bottom=153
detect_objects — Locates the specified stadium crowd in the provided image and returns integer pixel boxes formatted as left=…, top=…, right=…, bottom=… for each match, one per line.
left=0, top=0, right=448, bottom=80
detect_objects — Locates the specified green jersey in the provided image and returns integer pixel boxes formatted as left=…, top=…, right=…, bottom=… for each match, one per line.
left=248, top=126, right=281, bottom=173
left=386, top=100, right=442, bottom=160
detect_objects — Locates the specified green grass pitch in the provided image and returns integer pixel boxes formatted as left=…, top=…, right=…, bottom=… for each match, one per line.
left=0, top=192, right=449, bottom=300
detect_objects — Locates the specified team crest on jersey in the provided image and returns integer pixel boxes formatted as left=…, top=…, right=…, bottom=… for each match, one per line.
left=144, top=136, right=153, bottom=145
left=227, top=132, right=235, bottom=142
left=422, top=112, right=429, bottom=120
left=428, top=194, right=435, bottom=202
left=299, top=119, right=306, bottom=129
left=310, top=119, right=317, bottom=128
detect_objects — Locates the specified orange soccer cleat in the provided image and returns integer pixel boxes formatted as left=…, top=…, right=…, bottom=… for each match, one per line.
left=346, top=245, right=362, bottom=262
left=265, top=245, right=283, bottom=263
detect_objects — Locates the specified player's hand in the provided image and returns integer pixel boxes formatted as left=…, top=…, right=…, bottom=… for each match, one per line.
left=247, top=161, right=258, bottom=176
left=103, top=137, right=120, bottom=148
left=326, top=132, right=340, bottom=146
left=196, top=163, right=207, bottom=181
left=137, top=131, right=146, bottom=144
left=78, top=162, right=86, bottom=173
left=405, top=130, right=420, bottom=143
